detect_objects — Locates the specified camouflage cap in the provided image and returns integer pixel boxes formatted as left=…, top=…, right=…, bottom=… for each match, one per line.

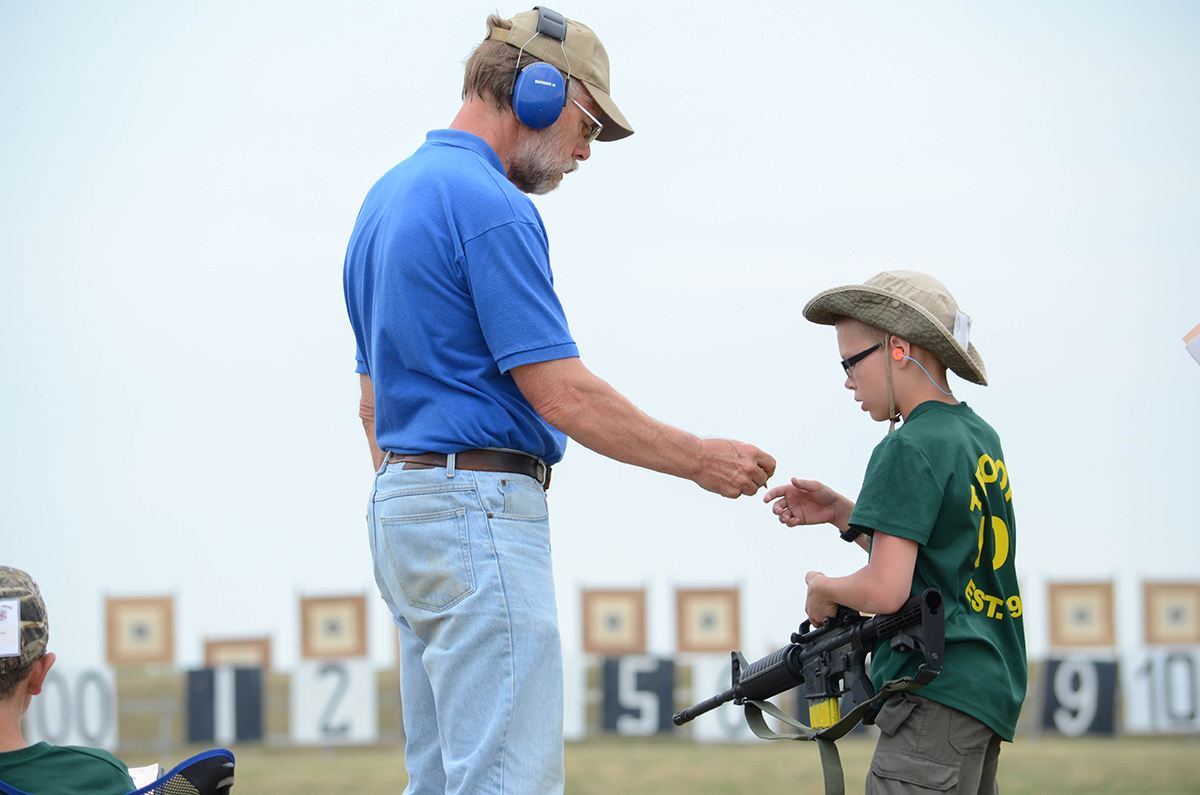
left=0, top=567, right=49, bottom=674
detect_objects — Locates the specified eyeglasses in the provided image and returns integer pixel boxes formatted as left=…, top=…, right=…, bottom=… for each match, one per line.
left=572, top=99, right=603, bottom=145
left=841, top=343, right=881, bottom=376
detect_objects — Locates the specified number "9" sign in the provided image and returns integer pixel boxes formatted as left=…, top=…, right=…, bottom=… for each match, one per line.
left=1040, top=656, right=1118, bottom=737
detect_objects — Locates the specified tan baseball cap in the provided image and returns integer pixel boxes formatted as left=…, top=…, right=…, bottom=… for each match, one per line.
left=488, top=8, right=633, bottom=142
left=804, top=271, right=989, bottom=386
left=0, top=567, right=49, bottom=674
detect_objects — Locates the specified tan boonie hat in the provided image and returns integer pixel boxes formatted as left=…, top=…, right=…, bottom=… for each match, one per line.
left=0, top=567, right=49, bottom=674
left=488, top=8, right=633, bottom=142
left=803, top=271, right=988, bottom=386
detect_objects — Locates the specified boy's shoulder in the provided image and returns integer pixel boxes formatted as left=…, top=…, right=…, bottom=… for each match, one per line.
left=0, top=742, right=134, bottom=793
left=866, top=402, right=1002, bottom=470
left=900, top=401, right=998, bottom=440
left=58, top=744, right=128, bottom=767
left=0, top=741, right=128, bottom=772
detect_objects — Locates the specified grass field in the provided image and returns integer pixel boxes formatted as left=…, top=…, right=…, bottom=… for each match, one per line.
left=154, top=735, right=1200, bottom=795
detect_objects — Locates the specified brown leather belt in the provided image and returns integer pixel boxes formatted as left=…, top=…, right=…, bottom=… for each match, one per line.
left=386, top=449, right=551, bottom=491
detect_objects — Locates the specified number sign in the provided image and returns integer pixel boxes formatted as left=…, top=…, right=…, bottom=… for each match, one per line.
left=290, top=659, right=378, bottom=744
left=687, top=656, right=756, bottom=743
left=21, top=667, right=118, bottom=750
left=1123, top=648, right=1200, bottom=734
left=601, top=657, right=675, bottom=735
left=1039, top=656, right=1118, bottom=737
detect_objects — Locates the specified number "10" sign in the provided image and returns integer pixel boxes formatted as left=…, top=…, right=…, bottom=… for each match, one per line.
left=1122, top=648, right=1200, bottom=734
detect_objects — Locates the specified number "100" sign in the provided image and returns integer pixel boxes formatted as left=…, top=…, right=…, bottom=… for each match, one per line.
left=21, top=667, right=118, bottom=750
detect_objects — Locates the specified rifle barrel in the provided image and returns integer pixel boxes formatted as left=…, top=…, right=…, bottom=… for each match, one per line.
left=672, top=687, right=735, bottom=725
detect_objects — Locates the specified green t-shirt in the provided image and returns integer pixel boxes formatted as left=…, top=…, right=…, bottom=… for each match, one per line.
left=849, top=401, right=1027, bottom=741
left=0, top=742, right=134, bottom=795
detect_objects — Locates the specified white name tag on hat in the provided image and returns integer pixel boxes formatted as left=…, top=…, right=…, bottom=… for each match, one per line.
left=953, top=311, right=972, bottom=349
left=0, top=599, right=19, bottom=658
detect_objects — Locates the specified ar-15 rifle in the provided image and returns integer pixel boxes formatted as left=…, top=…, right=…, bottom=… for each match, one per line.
left=674, top=589, right=945, bottom=732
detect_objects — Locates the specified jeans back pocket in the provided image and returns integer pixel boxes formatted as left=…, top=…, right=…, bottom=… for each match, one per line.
left=380, top=507, right=476, bottom=612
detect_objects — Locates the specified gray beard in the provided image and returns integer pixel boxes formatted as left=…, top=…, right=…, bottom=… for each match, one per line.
left=507, top=125, right=578, bottom=195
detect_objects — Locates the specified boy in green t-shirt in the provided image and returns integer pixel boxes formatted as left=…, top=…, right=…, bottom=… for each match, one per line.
left=765, top=271, right=1026, bottom=795
left=0, top=567, right=136, bottom=795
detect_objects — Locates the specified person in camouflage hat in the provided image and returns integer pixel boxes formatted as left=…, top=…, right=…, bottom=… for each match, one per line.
left=0, top=567, right=136, bottom=794
left=0, top=567, right=49, bottom=686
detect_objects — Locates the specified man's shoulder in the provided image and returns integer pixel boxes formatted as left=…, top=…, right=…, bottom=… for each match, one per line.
left=376, top=132, right=540, bottom=228
left=412, top=131, right=520, bottom=192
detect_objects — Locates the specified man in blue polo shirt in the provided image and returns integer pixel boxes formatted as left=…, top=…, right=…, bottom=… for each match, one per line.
left=343, top=9, right=776, bottom=795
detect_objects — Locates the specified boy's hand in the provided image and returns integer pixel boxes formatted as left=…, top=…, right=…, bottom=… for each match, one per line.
left=764, top=478, right=851, bottom=528
left=804, top=571, right=838, bottom=626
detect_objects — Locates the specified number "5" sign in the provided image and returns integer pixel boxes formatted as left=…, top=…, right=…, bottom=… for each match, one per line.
left=601, top=657, right=675, bottom=736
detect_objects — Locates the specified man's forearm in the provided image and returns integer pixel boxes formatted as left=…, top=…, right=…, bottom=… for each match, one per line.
left=359, top=366, right=686, bottom=477
left=556, top=383, right=705, bottom=478
left=511, top=357, right=773, bottom=497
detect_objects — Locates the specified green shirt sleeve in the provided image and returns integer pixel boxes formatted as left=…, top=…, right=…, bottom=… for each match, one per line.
left=848, top=433, right=944, bottom=546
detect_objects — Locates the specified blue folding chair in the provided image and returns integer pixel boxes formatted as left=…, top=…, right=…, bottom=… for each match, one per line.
left=0, top=747, right=234, bottom=795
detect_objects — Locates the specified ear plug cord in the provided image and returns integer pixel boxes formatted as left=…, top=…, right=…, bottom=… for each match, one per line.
left=893, top=349, right=953, bottom=396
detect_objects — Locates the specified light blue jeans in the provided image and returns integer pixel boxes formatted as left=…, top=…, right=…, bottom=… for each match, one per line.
left=367, top=459, right=564, bottom=795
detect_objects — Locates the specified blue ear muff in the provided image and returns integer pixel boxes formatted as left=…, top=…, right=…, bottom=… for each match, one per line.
left=513, top=61, right=567, bottom=129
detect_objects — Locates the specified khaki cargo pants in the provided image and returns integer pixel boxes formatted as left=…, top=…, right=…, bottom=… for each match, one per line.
left=866, top=693, right=1003, bottom=795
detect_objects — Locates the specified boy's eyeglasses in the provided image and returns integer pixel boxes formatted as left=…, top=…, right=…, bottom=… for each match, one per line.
left=841, top=343, right=882, bottom=375
left=572, top=99, right=603, bottom=145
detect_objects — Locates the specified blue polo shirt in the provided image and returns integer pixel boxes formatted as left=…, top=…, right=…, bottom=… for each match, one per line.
left=343, top=129, right=577, bottom=464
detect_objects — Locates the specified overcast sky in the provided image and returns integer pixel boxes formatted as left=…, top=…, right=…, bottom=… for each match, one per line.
left=2, top=1, right=1198, bottom=674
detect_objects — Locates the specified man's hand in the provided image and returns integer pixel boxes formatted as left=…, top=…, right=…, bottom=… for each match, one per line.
left=764, top=478, right=852, bottom=528
left=804, top=571, right=838, bottom=627
left=694, top=439, right=776, bottom=498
